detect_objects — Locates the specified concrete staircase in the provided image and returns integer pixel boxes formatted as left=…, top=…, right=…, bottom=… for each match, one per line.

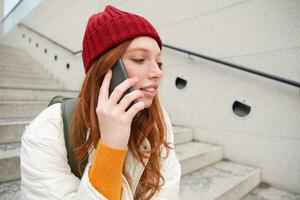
left=0, top=44, right=78, bottom=199
left=0, top=44, right=299, bottom=200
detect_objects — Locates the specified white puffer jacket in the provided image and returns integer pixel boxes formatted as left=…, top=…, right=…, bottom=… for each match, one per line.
left=20, top=103, right=181, bottom=199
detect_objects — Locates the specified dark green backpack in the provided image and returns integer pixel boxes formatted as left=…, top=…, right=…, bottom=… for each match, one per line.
left=48, top=96, right=88, bottom=179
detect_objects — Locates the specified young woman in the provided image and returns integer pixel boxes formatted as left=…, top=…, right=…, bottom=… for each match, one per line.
left=21, top=5, right=181, bottom=200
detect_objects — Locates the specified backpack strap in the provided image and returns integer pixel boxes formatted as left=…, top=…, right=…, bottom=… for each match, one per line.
left=48, top=95, right=67, bottom=107
left=48, top=96, right=88, bottom=179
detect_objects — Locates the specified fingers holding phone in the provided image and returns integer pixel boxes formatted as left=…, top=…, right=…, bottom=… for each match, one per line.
left=108, top=77, right=138, bottom=106
left=98, top=69, right=112, bottom=103
left=96, top=60, right=144, bottom=148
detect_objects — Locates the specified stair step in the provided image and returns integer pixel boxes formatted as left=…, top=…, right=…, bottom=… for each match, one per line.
left=5, top=122, right=187, bottom=146
left=0, top=140, right=217, bottom=183
left=176, top=142, right=223, bottom=175
left=0, top=44, right=30, bottom=58
left=0, top=50, right=29, bottom=58
left=180, top=161, right=261, bottom=200
left=0, top=69, right=52, bottom=80
left=0, top=87, right=78, bottom=101
left=0, top=70, right=53, bottom=79
left=0, top=57, right=43, bottom=68
left=0, top=89, right=78, bottom=144
left=0, top=45, right=53, bottom=77
left=0, top=65, right=49, bottom=74
left=0, top=101, right=49, bottom=118
left=0, top=71, right=54, bottom=80
left=0, top=48, right=41, bottom=67
left=1, top=172, right=299, bottom=200
left=0, top=46, right=28, bottom=57
left=0, top=55, right=35, bottom=66
left=0, top=76, right=62, bottom=85
left=0, top=117, right=32, bottom=144
left=0, top=179, right=20, bottom=200
left=0, top=77, right=58, bottom=87
left=0, top=59, right=38, bottom=68
left=173, top=125, right=194, bottom=145
left=0, top=81, right=64, bottom=90
left=242, top=186, right=300, bottom=200
left=0, top=143, right=20, bottom=183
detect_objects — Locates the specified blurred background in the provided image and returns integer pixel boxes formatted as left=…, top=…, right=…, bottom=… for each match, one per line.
left=0, top=0, right=299, bottom=199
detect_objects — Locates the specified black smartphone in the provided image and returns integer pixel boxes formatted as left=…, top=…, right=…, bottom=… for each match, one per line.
left=109, top=58, right=138, bottom=111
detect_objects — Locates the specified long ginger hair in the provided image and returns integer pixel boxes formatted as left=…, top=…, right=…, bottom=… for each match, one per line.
left=71, top=39, right=171, bottom=199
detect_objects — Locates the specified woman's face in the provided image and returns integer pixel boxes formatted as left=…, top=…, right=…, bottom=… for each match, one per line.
left=122, top=36, right=163, bottom=108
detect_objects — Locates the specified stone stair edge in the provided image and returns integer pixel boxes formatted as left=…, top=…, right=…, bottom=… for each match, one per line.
left=0, top=44, right=26, bottom=52
left=175, top=141, right=222, bottom=158
left=218, top=166, right=261, bottom=199
left=2, top=180, right=299, bottom=200
left=0, top=139, right=214, bottom=160
left=0, top=64, right=49, bottom=71
left=242, top=185, right=300, bottom=200
left=0, top=143, right=21, bottom=159
left=0, top=56, right=45, bottom=66
left=180, top=160, right=261, bottom=199
left=0, top=120, right=192, bottom=145
left=0, top=86, right=79, bottom=93
left=0, top=45, right=44, bottom=62
left=0, top=77, right=59, bottom=85
left=0, top=100, right=52, bottom=104
left=0, top=71, right=54, bottom=79
left=0, top=117, right=33, bottom=125
left=0, top=82, right=65, bottom=90
left=0, top=73, right=52, bottom=80
left=172, top=124, right=194, bottom=131
left=0, top=75, right=62, bottom=82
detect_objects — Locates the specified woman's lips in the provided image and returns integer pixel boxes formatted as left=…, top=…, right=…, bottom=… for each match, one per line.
left=139, top=88, right=157, bottom=98
left=137, top=84, right=159, bottom=98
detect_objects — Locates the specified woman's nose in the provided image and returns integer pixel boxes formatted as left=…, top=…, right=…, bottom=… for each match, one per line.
left=149, top=62, right=163, bottom=79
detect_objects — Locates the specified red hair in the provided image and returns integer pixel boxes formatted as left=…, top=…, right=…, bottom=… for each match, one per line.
left=71, top=39, right=171, bottom=199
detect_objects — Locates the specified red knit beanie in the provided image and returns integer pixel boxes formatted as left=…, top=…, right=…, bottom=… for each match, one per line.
left=82, top=5, right=162, bottom=73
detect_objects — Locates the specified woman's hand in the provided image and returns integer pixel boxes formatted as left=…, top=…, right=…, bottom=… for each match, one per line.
left=96, top=69, right=145, bottom=148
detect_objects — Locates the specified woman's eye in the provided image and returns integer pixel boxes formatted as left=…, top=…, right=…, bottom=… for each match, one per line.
left=132, top=58, right=145, bottom=64
left=157, top=62, right=163, bottom=69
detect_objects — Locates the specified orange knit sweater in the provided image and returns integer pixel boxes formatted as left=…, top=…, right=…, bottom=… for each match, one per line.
left=89, top=141, right=128, bottom=200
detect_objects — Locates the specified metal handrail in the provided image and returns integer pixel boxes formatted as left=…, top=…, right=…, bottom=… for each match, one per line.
left=163, top=44, right=300, bottom=88
left=18, top=23, right=82, bottom=55
left=17, top=23, right=300, bottom=88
